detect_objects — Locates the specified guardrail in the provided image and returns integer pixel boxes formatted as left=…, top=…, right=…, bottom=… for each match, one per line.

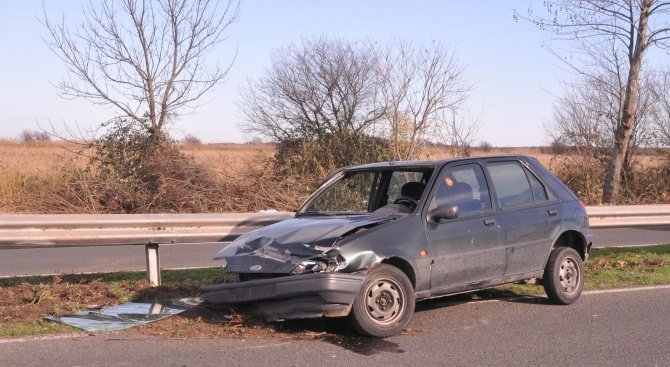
left=587, top=204, right=670, bottom=228
left=0, top=212, right=293, bottom=285
left=0, top=205, right=669, bottom=285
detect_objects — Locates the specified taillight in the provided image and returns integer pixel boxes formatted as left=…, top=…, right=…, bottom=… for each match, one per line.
left=578, top=200, right=586, bottom=210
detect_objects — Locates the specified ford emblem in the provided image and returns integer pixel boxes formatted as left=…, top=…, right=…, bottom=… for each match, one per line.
left=249, top=265, right=262, bottom=271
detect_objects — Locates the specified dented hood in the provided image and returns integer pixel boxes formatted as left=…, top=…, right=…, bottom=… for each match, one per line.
left=213, top=214, right=397, bottom=273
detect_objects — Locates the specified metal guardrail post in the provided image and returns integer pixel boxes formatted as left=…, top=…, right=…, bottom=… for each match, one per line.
left=145, top=243, right=161, bottom=286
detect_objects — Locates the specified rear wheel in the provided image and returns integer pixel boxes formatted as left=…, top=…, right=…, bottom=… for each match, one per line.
left=349, top=264, right=415, bottom=338
left=543, top=247, right=584, bottom=305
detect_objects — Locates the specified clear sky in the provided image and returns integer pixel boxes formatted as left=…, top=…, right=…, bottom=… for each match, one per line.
left=0, top=1, right=566, bottom=146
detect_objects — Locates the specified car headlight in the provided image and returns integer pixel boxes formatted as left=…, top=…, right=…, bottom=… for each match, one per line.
left=290, top=252, right=347, bottom=274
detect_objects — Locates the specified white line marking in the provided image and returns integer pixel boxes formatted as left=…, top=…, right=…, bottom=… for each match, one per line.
left=593, top=243, right=664, bottom=248
left=0, top=333, right=83, bottom=345
left=583, top=284, right=670, bottom=295
left=235, top=342, right=292, bottom=350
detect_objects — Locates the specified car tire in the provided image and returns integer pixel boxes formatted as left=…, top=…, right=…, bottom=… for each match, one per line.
left=543, top=246, right=585, bottom=305
left=349, top=264, right=415, bottom=338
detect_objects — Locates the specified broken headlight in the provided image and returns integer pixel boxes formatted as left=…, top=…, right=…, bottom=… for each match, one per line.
left=290, top=251, right=347, bottom=275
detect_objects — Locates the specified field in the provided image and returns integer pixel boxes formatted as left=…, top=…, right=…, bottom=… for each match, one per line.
left=1, top=139, right=668, bottom=213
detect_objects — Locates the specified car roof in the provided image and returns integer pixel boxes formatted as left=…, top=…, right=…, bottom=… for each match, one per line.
left=344, top=155, right=535, bottom=171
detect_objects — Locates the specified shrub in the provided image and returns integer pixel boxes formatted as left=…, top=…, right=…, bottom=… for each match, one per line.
left=20, top=130, right=51, bottom=143
left=181, top=134, right=202, bottom=145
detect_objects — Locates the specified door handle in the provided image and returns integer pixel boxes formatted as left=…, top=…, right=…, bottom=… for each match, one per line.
left=548, top=209, right=558, bottom=216
left=484, top=218, right=496, bottom=226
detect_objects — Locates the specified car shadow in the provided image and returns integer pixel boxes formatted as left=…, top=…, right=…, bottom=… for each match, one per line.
left=129, top=284, right=550, bottom=352
left=415, top=288, right=550, bottom=313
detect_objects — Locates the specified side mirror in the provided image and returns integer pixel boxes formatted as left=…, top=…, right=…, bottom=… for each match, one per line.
left=427, top=205, right=459, bottom=223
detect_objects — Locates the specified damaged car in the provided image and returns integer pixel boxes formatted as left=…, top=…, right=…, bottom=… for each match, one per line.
left=201, top=155, right=593, bottom=337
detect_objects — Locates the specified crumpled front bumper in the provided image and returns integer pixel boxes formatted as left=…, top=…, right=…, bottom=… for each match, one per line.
left=200, top=272, right=366, bottom=321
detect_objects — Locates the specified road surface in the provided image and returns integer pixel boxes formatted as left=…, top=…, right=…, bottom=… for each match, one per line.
left=2, top=286, right=669, bottom=366
left=0, top=226, right=668, bottom=277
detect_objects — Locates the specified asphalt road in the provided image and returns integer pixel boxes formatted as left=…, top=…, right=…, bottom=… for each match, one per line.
left=0, top=226, right=668, bottom=277
left=2, top=286, right=669, bottom=366
left=592, top=226, right=670, bottom=247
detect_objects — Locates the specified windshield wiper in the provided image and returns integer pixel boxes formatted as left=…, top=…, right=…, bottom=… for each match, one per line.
left=297, top=211, right=330, bottom=217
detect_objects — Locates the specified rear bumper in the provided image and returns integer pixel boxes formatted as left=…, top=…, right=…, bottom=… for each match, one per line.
left=200, top=272, right=365, bottom=320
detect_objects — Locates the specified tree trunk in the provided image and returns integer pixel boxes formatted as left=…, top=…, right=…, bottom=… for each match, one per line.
left=602, top=0, right=650, bottom=204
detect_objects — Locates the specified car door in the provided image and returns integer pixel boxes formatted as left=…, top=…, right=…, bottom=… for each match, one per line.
left=484, top=160, right=562, bottom=277
left=424, top=162, right=506, bottom=294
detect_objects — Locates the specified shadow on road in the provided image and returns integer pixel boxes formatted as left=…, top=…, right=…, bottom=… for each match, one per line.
left=415, top=288, right=550, bottom=313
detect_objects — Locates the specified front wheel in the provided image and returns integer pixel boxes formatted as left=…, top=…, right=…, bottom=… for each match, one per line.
left=349, top=264, right=415, bottom=338
left=543, top=247, right=585, bottom=305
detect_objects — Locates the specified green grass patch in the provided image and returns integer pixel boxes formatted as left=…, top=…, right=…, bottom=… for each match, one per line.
left=584, top=244, right=670, bottom=289
left=489, top=244, right=670, bottom=296
left=0, top=267, right=226, bottom=289
left=0, top=320, right=76, bottom=338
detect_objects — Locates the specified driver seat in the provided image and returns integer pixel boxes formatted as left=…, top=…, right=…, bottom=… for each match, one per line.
left=374, top=181, right=425, bottom=214
left=399, top=181, right=425, bottom=203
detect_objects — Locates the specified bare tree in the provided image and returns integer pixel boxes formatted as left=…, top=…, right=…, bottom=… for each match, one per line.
left=44, top=0, right=239, bottom=139
left=379, top=41, right=472, bottom=160
left=242, top=37, right=384, bottom=143
left=547, top=42, right=655, bottom=169
left=438, top=109, right=480, bottom=158
left=241, top=38, right=389, bottom=175
left=242, top=37, right=475, bottom=175
left=650, top=67, right=670, bottom=147
left=522, top=0, right=670, bottom=204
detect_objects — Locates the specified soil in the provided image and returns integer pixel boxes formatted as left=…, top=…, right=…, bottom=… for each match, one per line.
left=0, top=275, right=149, bottom=331
left=0, top=275, right=366, bottom=340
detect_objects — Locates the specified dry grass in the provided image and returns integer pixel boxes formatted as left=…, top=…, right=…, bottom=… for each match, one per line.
left=181, top=143, right=275, bottom=178
left=1, top=139, right=667, bottom=213
left=0, top=140, right=285, bottom=213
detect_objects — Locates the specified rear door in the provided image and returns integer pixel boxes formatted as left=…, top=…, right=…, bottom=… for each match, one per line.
left=425, top=162, right=506, bottom=293
left=484, top=159, right=562, bottom=277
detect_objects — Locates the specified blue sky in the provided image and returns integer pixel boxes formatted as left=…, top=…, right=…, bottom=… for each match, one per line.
left=0, top=1, right=565, bottom=146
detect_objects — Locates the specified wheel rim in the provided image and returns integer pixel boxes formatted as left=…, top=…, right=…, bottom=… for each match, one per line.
left=364, top=277, right=405, bottom=325
left=559, top=256, right=580, bottom=295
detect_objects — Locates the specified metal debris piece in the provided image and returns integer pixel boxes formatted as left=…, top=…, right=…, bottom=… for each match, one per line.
left=46, top=298, right=201, bottom=332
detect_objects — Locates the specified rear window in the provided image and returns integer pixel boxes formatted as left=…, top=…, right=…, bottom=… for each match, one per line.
left=487, top=161, right=534, bottom=208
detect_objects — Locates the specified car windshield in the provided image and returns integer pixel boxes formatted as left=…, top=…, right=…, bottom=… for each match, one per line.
left=301, top=168, right=433, bottom=215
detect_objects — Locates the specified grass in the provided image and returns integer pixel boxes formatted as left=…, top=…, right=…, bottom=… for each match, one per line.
left=491, top=244, right=670, bottom=297
left=1, top=246, right=669, bottom=339
left=584, top=244, right=670, bottom=289
left=0, top=320, right=76, bottom=338
left=1, top=139, right=561, bottom=214
left=0, top=267, right=225, bottom=289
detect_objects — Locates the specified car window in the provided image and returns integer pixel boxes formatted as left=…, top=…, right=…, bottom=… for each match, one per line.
left=526, top=169, right=549, bottom=201
left=386, top=171, right=427, bottom=204
left=487, top=161, right=534, bottom=208
left=308, top=171, right=376, bottom=213
left=429, top=164, right=492, bottom=215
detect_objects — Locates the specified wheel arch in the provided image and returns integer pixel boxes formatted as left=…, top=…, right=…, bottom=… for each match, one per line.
left=381, top=256, right=416, bottom=290
left=552, top=230, right=590, bottom=260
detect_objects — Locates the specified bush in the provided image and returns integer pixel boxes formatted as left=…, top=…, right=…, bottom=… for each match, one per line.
left=20, top=130, right=51, bottom=143
left=273, top=133, right=393, bottom=178
left=550, top=151, right=670, bottom=205
left=478, top=141, right=493, bottom=153
left=181, top=134, right=202, bottom=145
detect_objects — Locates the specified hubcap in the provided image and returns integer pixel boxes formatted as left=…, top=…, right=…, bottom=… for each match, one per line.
left=364, top=278, right=405, bottom=325
left=559, top=256, right=580, bottom=295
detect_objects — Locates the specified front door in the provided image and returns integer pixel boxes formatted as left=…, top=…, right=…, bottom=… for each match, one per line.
left=425, top=163, right=506, bottom=294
